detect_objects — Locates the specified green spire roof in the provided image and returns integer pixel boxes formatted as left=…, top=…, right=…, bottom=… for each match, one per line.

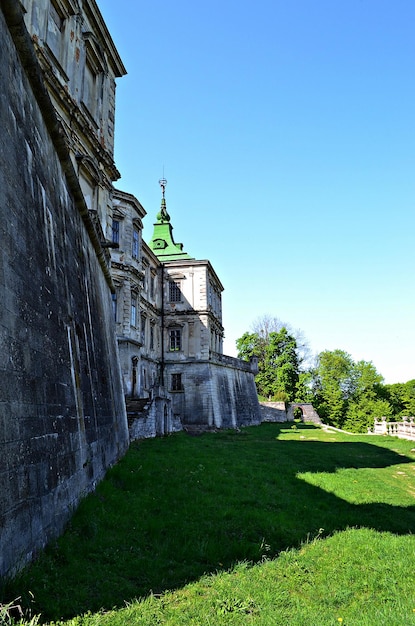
left=148, top=179, right=193, bottom=261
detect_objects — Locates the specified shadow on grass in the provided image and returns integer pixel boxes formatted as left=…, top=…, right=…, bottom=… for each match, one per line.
left=5, top=423, right=415, bottom=621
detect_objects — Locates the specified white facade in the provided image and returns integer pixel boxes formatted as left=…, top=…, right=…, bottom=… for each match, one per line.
left=110, top=189, right=260, bottom=437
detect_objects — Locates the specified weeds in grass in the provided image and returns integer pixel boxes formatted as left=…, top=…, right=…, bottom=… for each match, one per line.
left=0, top=596, right=40, bottom=625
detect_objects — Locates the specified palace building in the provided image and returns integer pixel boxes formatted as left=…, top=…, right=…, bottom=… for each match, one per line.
left=0, top=0, right=259, bottom=578
left=111, top=180, right=260, bottom=438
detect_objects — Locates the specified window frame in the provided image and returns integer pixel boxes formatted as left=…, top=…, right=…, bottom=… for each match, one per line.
left=111, top=292, right=117, bottom=322
left=141, top=315, right=146, bottom=344
left=81, top=35, right=105, bottom=122
left=169, top=280, right=182, bottom=303
left=132, top=227, right=139, bottom=259
left=112, top=219, right=120, bottom=245
left=169, top=328, right=182, bottom=352
left=171, top=373, right=183, bottom=392
left=46, top=1, right=65, bottom=61
left=130, top=296, right=137, bottom=327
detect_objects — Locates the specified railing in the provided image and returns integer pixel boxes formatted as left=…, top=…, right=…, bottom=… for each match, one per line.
left=372, top=417, right=415, bottom=440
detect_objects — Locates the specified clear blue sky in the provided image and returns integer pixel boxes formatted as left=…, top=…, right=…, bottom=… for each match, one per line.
left=99, top=0, right=415, bottom=384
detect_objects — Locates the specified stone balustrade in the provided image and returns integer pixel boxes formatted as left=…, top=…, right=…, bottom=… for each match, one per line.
left=372, top=417, right=415, bottom=440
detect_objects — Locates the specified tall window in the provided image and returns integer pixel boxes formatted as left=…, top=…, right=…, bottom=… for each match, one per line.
left=171, top=373, right=183, bottom=391
left=47, top=2, right=64, bottom=61
left=82, top=36, right=105, bottom=121
left=150, top=275, right=155, bottom=299
left=169, top=281, right=181, bottom=303
left=169, top=328, right=181, bottom=351
left=131, top=297, right=137, bottom=327
left=150, top=325, right=154, bottom=350
left=141, top=316, right=146, bottom=344
left=111, top=293, right=117, bottom=322
left=132, top=227, right=139, bottom=259
left=112, top=220, right=120, bottom=244
left=82, top=57, right=98, bottom=117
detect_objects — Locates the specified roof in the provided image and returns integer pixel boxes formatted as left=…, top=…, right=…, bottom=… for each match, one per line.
left=148, top=197, right=194, bottom=262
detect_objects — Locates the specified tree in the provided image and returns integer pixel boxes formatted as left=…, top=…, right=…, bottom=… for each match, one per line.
left=382, top=380, right=415, bottom=417
left=312, top=351, right=393, bottom=431
left=251, top=314, right=311, bottom=370
left=312, top=350, right=356, bottom=427
left=294, top=371, right=314, bottom=403
left=343, top=397, right=393, bottom=433
left=237, top=325, right=301, bottom=402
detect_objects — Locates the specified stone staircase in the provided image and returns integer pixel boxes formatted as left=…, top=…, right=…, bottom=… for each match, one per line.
left=125, top=398, right=151, bottom=427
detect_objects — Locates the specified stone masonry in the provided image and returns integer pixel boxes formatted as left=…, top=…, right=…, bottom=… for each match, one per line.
left=0, top=1, right=128, bottom=579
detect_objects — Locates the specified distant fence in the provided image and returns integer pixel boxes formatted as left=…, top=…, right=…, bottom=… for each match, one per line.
left=371, top=417, right=415, bottom=440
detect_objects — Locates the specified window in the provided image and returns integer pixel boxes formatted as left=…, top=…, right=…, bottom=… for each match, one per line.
left=112, top=220, right=120, bottom=244
left=112, top=293, right=117, bottom=322
left=82, top=36, right=104, bottom=121
left=169, top=328, right=181, bottom=351
left=169, top=281, right=181, bottom=303
left=131, top=297, right=137, bottom=327
left=82, top=58, right=97, bottom=117
left=171, top=373, right=183, bottom=391
left=132, top=227, right=139, bottom=259
left=150, top=325, right=154, bottom=350
left=150, top=275, right=155, bottom=299
left=141, top=316, right=146, bottom=344
left=47, top=2, right=64, bottom=61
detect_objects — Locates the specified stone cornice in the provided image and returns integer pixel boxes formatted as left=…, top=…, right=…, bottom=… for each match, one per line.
left=111, top=260, right=144, bottom=281
left=34, top=45, right=121, bottom=182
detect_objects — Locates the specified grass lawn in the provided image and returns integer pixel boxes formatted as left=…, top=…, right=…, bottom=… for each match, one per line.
left=2, top=423, right=415, bottom=625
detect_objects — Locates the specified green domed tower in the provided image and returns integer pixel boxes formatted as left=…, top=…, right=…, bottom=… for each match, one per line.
left=148, top=178, right=193, bottom=261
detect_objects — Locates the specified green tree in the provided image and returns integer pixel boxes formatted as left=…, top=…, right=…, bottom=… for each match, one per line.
left=312, top=352, right=393, bottom=431
left=343, top=397, right=393, bottom=433
left=344, top=360, right=392, bottom=432
left=382, top=380, right=415, bottom=417
left=312, top=350, right=356, bottom=427
left=294, top=371, right=314, bottom=403
left=237, top=326, right=301, bottom=402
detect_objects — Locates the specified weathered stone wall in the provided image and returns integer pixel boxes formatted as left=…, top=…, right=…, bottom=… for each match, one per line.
left=167, top=355, right=261, bottom=430
left=0, top=6, right=128, bottom=579
left=259, top=402, right=294, bottom=423
left=260, top=402, right=321, bottom=424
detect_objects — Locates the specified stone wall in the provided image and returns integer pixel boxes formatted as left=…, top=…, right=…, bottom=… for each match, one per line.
left=167, top=355, right=261, bottom=430
left=0, top=5, right=128, bottom=579
left=260, top=402, right=321, bottom=424
left=259, top=402, right=294, bottom=423
left=291, top=403, right=321, bottom=424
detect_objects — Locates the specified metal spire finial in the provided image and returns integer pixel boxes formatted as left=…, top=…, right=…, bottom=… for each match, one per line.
left=159, top=177, right=167, bottom=199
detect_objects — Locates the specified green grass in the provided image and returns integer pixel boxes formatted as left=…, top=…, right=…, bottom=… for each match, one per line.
left=2, top=423, right=415, bottom=625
